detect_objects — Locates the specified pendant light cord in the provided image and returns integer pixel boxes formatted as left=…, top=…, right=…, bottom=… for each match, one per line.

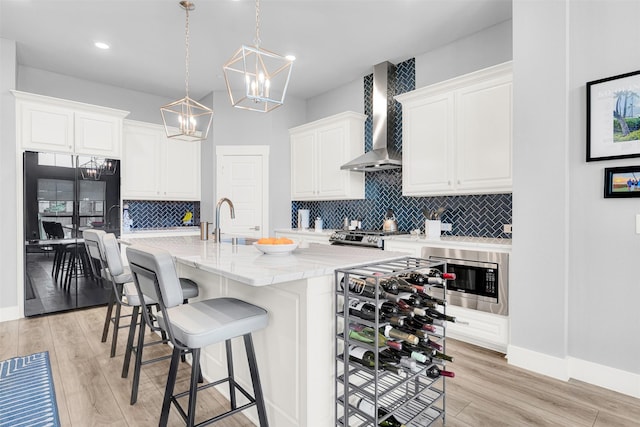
left=184, top=3, right=191, bottom=98
left=254, top=0, right=261, bottom=47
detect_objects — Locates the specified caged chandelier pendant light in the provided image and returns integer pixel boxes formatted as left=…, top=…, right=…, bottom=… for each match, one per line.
left=223, top=0, right=293, bottom=112
left=161, top=1, right=213, bottom=142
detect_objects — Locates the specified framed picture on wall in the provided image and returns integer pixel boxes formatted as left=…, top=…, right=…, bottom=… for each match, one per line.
left=604, top=166, right=640, bottom=198
left=587, top=70, right=640, bottom=161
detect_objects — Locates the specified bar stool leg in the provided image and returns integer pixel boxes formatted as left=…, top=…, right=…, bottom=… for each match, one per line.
left=130, top=309, right=146, bottom=405
left=160, top=346, right=181, bottom=427
left=101, top=289, right=116, bottom=342
left=187, top=348, right=201, bottom=427
left=110, top=300, right=122, bottom=357
left=122, top=305, right=139, bottom=379
left=225, top=339, right=237, bottom=410
left=244, top=333, right=269, bottom=427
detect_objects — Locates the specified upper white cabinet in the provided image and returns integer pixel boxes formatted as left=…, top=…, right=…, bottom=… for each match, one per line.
left=290, top=111, right=366, bottom=201
left=396, top=62, right=512, bottom=196
left=13, top=90, right=128, bottom=157
left=122, top=120, right=200, bottom=201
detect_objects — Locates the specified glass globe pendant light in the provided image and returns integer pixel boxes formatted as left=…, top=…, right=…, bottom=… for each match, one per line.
left=223, top=0, right=293, bottom=113
left=161, top=1, right=213, bottom=141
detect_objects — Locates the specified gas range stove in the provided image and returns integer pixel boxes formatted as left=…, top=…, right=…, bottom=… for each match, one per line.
left=329, top=229, right=409, bottom=249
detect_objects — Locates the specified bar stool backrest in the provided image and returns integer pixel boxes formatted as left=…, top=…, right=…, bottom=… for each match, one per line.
left=102, top=234, right=126, bottom=276
left=83, top=229, right=107, bottom=277
left=126, top=245, right=184, bottom=309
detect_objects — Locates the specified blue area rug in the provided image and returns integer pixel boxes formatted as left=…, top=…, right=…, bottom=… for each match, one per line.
left=0, top=351, right=61, bottom=427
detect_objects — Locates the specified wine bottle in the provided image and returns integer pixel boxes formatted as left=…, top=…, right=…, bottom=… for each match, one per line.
left=396, top=299, right=426, bottom=317
left=421, top=337, right=443, bottom=351
left=348, top=345, right=400, bottom=374
left=403, top=316, right=437, bottom=333
left=383, top=276, right=417, bottom=294
left=413, top=343, right=454, bottom=362
left=425, top=365, right=455, bottom=378
left=354, top=397, right=407, bottom=427
left=340, top=277, right=401, bottom=302
left=380, top=325, right=419, bottom=345
left=396, top=324, right=430, bottom=340
left=376, top=300, right=400, bottom=317
left=347, top=299, right=384, bottom=322
left=423, top=307, right=456, bottom=323
left=348, top=323, right=402, bottom=350
left=383, top=346, right=428, bottom=364
left=413, top=289, right=447, bottom=306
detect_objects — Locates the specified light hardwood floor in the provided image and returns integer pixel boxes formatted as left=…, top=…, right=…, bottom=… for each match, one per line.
left=1, top=306, right=639, bottom=427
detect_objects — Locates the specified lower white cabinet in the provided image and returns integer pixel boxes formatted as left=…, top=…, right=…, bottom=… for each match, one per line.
left=396, top=62, right=512, bottom=196
left=122, top=120, right=200, bottom=201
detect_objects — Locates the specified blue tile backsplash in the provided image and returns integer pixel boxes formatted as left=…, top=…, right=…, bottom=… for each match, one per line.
left=125, top=200, right=200, bottom=229
left=291, top=58, right=513, bottom=238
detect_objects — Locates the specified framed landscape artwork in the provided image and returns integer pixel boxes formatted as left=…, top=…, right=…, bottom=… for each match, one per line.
left=587, top=70, right=640, bottom=161
left=603, top=166, right=640, bottom=198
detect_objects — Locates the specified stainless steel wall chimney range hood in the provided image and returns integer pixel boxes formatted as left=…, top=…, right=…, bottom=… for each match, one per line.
left=341, top=61, right=402, bottom=172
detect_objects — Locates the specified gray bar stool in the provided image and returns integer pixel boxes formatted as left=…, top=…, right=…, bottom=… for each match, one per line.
left=99, top=233, right=199, bottom=405
left=126, top=244, right=269, bottom=427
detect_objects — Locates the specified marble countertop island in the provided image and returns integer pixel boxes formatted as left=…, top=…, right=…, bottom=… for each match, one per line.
left=120, top=234, right=408, bottom=286
left=119, top=234, right=410, bottom=427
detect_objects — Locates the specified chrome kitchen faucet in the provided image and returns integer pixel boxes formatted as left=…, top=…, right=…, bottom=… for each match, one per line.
left=215, top=197, right=235, bottom=243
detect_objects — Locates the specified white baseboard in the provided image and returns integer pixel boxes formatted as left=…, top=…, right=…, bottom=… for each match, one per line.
left=0, top=305, right=21, bottom=322
left=507, top=344, right=640, bottom=398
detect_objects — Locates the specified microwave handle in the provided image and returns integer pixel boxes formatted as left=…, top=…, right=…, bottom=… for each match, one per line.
left=429, top=256, right=498, bottom=270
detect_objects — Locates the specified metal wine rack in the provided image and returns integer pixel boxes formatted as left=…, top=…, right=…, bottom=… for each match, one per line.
left=334, top=257, right=449, bottom=427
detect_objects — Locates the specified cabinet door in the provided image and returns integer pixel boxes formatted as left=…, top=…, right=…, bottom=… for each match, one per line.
left=19, top=101, right=74, bottom=153
left=74, top=111, right=122, bottom=157
left=456, top=76, right=512, bottom=193
left=164, top=138, right=201, bottom=200
left=290, top=132, right=317, bottom=200
left=122, top=123, right=163, bottom=199
left=402, top=93, right=455, bottom=196
left=316, top=125, right=351, bottom=198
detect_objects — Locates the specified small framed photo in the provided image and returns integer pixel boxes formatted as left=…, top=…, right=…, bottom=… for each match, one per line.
left=604, top=166, right=640, bottom=198
left=587, top=70, right=640, bottom=161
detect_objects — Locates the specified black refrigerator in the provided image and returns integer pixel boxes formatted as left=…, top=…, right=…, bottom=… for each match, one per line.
left=23, top=151, right=121, bottom=316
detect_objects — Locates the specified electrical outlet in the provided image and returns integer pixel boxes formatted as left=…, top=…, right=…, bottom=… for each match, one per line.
left=503, top=224, right=512, bottom=234
left=441, top=223, right=452, bottom=232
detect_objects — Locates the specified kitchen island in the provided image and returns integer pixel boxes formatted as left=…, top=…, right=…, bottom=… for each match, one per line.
left=119, top=235, right=408, bottom=427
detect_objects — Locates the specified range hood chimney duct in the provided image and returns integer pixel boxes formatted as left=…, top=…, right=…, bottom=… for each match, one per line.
left=341, top=61, right=402, bottom=172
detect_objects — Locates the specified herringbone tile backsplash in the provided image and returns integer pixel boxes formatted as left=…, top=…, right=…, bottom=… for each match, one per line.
left=124, top=200, right=200, bottom=229
left=291, top=58, right=513, bottom=238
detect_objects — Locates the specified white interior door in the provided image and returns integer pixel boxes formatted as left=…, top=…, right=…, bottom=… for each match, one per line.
left=216, top=146, right=269, bottom=238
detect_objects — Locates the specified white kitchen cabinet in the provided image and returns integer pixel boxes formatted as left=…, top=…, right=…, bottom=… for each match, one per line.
left=122, top=120, right=200, bottom=201
left=290, top=111, right=366, bottom=201
left=396, top=62, right=512, bottom=196
left=13, top=90, right=128, bottom=157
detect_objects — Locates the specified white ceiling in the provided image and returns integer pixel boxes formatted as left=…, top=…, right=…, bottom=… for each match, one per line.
left=0, top=0, right=512, bottom=101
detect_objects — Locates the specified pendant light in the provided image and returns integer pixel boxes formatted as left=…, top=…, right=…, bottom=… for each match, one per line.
left=80, top=157, right=102, bottom=180
left=223, top=0, right=293, bottom=113
left=100, top=158, right=117, bottom=176
left=161, top=1, right=213, bottom=142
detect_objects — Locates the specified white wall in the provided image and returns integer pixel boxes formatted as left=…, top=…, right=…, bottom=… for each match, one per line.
left=416, top=20, right=512, bottom=88
left=0, top=38, right=17, bottom=316
left=208, top=90, right=306, bottom=234
left=510, top=0, right=640, bottom=396
left=17, top=66, right=173, bottom=123
left=567, top=1, right=640, bottom=373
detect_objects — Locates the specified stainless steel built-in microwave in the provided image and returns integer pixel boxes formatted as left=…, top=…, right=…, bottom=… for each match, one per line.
left=421, top=247, right=509, bottom=316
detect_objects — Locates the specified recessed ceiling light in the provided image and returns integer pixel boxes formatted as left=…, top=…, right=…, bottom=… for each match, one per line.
left=286, top=55, right=296, bottom=61
left=94, top=41, right=110, bottom=50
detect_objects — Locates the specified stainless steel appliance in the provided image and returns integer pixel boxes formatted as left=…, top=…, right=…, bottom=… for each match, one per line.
left=421, top=247, right=509, bottom=316
left=329, top=229, right=408, bottom=249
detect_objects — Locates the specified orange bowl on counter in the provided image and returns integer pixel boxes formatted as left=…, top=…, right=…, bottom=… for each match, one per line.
left=253, top=240, right=298, bottom=255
